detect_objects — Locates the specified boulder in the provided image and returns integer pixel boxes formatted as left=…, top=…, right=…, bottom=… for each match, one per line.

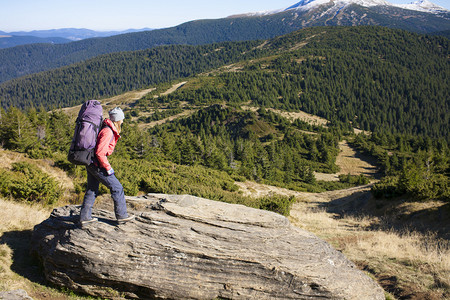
left=31, top=193, right=385, bottom=299
left=0, top=289, right=34, bottom=300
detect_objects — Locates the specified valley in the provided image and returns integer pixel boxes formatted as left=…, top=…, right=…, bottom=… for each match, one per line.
left=0, top=25, right=448, bottom=299
left=1, top=0, right=448, bottom=83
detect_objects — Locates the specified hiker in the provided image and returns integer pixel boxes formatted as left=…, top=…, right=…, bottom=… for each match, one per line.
left=79, top=107, right=134, bottom=225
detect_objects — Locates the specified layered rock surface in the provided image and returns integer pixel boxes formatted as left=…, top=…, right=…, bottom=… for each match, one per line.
left=31, top=194, right=385, bottom=299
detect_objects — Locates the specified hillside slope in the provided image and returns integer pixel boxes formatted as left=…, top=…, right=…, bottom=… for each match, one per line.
left=0, top=4, right=448, bottom=83
left=1, top=26, right=448, bottom=139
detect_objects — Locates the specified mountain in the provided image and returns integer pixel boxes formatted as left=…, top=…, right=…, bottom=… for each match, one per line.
left=0, top=2, right=448, bottom=83
left=281, top=0, right=448, bottom=14
left=1, top=26, right=448, bottom=139
left=273, top=0, right=450, bottom=29
left=0, top=28, right=153, bottom=41
left=0, top=28, right=153, bottom=49
left=0, top=35, right=70, bottom=49
left=393, top=0, right=448, bottom=13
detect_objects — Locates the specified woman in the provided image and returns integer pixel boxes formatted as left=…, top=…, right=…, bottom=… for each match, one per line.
left=79, top=107, right=134, bottom=225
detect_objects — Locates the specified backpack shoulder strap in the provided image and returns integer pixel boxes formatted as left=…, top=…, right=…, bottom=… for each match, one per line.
left=101, top=123, right=115, bottom=144
left=77, top=117, right=102, bottom=132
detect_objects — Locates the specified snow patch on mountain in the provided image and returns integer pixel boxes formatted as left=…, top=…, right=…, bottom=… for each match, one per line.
left=283, top=0, right=448, bottom=14
left=393, top=0, right=448, bottom=13
left=228, top=0, right=448, bottom=19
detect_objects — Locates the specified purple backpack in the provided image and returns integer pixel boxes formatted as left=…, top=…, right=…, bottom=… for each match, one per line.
left=68, top=100, right=103, bottom=165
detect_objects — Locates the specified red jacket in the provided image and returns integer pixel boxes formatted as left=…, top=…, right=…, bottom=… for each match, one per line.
left=95, top=119, right=120, bottom=171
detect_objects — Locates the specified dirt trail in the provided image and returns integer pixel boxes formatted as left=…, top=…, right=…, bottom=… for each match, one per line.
left=138, top=81, right=193, bottom=129
left=143, top=110, right=195, bottom=129
left=159, top=81, right=187, bottom=96
left=60, top=88, right=156, bottom=118
left=315, top=140, right=379, bottom=181
left=237, top=140, right=379, bottom=197
left=241, top=105, right=328, bottom=127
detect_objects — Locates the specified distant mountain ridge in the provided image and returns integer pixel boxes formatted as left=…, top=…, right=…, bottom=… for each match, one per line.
left=0, top=35, right=70, bottom=49
left=0, top=1, right=449, bottom=83
left=0, top=28, right=154, bottom=49
left=0, top=28, right=153, bottom=41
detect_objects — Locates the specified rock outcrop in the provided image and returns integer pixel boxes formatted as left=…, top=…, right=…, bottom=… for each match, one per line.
left=31, top=194, right=385, bottom=299
left=0, top=289, right=34, bottom=300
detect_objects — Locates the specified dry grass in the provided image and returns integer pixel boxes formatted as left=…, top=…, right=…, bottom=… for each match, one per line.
left=0, top=199, right=50, bottom=233
left=315, top=140, right=380, bottom=182
left=335, top=140, right=378, bottom=177
left=240, top=104, right=329, bottom=127
left=235, top=181, right=310, bottom=198
left=60, top=87, right=156, bottom=119
left=0, top=198, right=50, bottom=291
left=289, top=191, right=450, bottom=300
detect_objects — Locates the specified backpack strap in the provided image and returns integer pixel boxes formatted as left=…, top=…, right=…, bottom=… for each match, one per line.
left=76, top=117, right=102, bottom=132
left=101, top=123, right=115, bottom=144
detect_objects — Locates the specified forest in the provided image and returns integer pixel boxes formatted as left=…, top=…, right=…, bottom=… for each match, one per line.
left=1, top=26, right=448, bottom=139
left=0, top=26, right=448, bottom=214
left=0, top=25, right=449, bottom=300
left=1, top=7, right=447, bottom=83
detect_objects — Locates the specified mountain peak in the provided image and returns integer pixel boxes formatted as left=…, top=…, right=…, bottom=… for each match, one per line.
left=394, top=0, right=449, bottom=13
left=283, top=0, right=448, bottom=13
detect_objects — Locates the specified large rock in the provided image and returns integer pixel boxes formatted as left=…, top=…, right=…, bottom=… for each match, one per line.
left=31, top=194, right=384, bottom=299
left=0, top=289, right=34, bottom=300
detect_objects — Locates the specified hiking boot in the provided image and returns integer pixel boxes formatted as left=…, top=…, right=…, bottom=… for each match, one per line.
left=116, top=214, right=135, bottom=224
left=80, top=217, right=98, bottom=225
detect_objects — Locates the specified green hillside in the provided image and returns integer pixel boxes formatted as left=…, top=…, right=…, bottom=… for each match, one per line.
left=2, top=26, right=448, bottom=139
left=0, top=6, right=448, bottom=83
left=0, top=27, right=448, bottom=205
left=0, top=25, right=449, bottom=300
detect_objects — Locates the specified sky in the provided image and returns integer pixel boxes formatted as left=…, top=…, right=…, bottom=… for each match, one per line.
left=1, top=0, right=449, bottom=32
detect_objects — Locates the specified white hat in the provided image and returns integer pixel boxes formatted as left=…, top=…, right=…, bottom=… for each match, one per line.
left=109, top=107, right=125, bottom=122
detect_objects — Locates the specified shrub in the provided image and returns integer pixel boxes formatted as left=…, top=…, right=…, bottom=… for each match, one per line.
left=339, top=173, right=370, bottom=185
left=373, top=171, right=450, bottom=201
left=259, top=195, right=296, bottom=216
left=109, top=157, right=298, bottom=215
left=0, top=162, right=62, bottom=204
left=372, top=176, right=404, bottom=199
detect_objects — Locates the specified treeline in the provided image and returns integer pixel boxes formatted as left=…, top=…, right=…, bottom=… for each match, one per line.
left=0, top=106, right=302, bottom=214
left=145, top=105, right=341, bottom=188
left=1, top=7, right=448, bottom=83
left=0, top=41, right=267, bottom=110
left=2, top=26, right=448, bottom=139
left=160, top=36, right=448, bottom=138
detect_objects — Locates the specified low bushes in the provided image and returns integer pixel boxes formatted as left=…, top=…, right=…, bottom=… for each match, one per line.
left=0, top=162, right=62, bottom=204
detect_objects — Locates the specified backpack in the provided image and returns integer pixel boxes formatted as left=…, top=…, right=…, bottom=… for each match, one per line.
left=68, top=100, right=103, bottom=165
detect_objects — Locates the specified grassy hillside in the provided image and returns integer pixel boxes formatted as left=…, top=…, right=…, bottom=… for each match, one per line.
left=1, top=6, right=448, bottom=83
left=0, top=26, right=448, bottom=299
left=1, top=26, right=448, bottom=139
left=0, top=27, right=448, bottom=203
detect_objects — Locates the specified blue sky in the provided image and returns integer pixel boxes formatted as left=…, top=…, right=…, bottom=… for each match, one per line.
left=1, top=0, right=449, bottom=32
